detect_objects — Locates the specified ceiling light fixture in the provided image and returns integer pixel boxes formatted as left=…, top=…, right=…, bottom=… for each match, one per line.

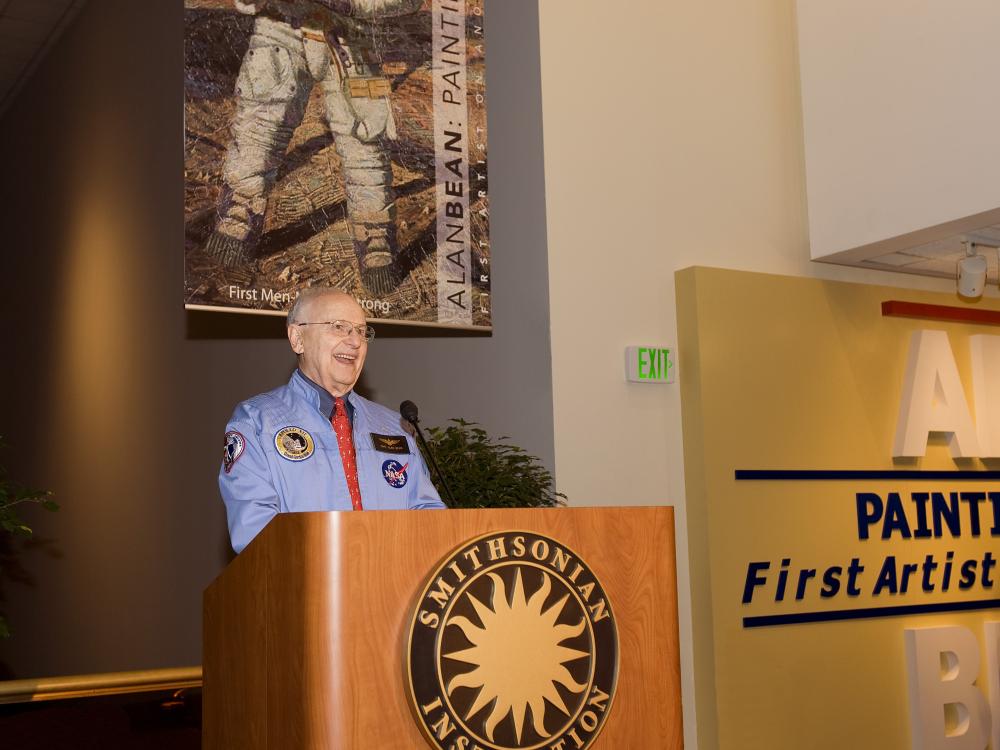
left=957, top=239, right=989, bottom=299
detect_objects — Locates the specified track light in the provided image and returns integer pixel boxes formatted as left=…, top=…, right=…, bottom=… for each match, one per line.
left=957, top=240, right=988, bottom=299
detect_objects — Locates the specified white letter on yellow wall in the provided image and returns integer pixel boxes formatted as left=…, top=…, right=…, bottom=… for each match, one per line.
left=987, top=622, right=999, bottom=750
left=970, top=336, right=1000, bottom=458
left=894, top=330, right=981, bottom=458
left=904, top=626, right=990, bottom=750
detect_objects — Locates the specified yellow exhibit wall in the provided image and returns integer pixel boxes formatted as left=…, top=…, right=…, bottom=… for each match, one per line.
left=678, top=266, right=999, bottom=750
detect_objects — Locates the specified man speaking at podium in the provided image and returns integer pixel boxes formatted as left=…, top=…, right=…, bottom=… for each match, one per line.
left=219, top=288, right=445, bottom=553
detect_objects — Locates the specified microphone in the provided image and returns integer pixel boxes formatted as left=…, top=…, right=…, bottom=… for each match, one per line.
left=400, top=399, right=419, bottom=424
left=400, top=400, right=457, bottom=507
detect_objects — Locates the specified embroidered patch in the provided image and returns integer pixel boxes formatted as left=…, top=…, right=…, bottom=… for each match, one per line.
left=274, top=426, right=315, bottom=462
left=371, top=433, right=410, bottom=454
left=382, top=459, right=409, bottom=488
left=223, top=431, right=246, bottom=474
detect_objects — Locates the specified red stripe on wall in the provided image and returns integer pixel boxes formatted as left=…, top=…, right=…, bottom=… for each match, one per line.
left=881, top=300, right=1000, bottom=326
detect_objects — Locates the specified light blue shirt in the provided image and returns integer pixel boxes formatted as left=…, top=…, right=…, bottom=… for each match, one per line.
left=219, top=370, right=445, bottom=553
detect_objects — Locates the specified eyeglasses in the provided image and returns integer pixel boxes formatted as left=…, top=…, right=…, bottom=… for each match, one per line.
left=295, top=320, right=375, bottom=342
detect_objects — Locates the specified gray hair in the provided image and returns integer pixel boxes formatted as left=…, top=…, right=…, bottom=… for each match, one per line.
left=286, top=286, right=349, bottom=326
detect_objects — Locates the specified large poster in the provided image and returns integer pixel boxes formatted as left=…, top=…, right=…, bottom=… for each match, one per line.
left=184, top=0, right=490, bottom=328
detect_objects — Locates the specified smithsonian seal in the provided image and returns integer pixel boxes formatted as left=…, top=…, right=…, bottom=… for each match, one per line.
left=407, top=531, right=618, bottom=750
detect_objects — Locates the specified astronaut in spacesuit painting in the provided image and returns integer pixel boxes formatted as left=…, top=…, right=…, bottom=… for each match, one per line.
left=184, top=0, right=491, bottom=326
left=204, top=0, right=422, bottom=296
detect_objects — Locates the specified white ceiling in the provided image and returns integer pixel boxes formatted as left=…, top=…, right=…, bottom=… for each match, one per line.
left=0, top=0, right=85, bottom=115
left=853, top=225, right=1000, bottom=284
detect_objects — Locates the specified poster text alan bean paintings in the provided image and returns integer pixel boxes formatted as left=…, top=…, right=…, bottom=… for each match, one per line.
left=184, top=0, right=490, bottom=328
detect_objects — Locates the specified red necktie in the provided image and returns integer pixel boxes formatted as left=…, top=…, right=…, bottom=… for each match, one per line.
left=332, top=396, right=363, bottom=511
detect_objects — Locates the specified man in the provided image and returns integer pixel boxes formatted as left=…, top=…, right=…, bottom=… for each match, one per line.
left=204, top=0, right=423, bottom=295
left=219, top=287, right=444, bottom=552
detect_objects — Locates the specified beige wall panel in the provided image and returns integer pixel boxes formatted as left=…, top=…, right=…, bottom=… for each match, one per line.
left=536, top=2, right=982, bottom=746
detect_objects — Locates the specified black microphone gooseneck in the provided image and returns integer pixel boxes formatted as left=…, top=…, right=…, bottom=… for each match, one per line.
left=400, top=400, right=457, bottom=507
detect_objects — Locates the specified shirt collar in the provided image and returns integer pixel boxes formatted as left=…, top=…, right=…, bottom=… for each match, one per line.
left=294, top=369, right=355, bottom=424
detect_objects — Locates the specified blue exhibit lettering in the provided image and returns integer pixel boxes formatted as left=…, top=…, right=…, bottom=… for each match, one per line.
left=735, top=471, right=1000, bottom=628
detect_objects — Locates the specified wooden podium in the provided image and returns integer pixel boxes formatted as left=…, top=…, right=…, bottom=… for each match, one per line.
left=203, top=506, right=683, bottom=749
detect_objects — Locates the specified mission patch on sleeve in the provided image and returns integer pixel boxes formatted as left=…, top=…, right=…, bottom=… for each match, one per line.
left=223, top=431, right=246, bottom=474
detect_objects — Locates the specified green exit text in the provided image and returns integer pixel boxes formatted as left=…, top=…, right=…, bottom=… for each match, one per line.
left=637, top=348, right=673, bottom=381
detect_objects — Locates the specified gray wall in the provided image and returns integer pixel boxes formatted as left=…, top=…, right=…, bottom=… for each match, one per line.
left=0, top=0, right=551, bottom=679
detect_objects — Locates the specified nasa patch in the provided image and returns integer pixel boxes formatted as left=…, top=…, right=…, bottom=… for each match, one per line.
left=223, top=431, right=245, bottom=474
left=382, top=459, right=408, bottom=488
left=274, top=427, right=315, bottom=462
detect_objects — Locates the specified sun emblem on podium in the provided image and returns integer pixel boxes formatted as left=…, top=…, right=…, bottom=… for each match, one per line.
left=444, top=569, right=590, bottom=743
left=408, top=531, right=618, bottom=750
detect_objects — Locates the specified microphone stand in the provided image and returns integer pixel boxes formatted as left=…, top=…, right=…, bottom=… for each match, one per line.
left=401, top=405, right=457, bottom=508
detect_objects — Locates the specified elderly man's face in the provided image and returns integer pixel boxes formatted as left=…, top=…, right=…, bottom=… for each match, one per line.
left=288, top=292, right=369, bottom=397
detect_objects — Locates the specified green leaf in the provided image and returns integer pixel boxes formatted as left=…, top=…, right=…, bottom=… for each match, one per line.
left=424, top=420, right=564, bottom=509
left=0, top=441, right=57, bottom=544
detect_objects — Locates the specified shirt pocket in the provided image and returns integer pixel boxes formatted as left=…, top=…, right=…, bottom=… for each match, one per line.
left=357, top=443, right=418, bottom=509
left=309, top=431, right=354, bottom=511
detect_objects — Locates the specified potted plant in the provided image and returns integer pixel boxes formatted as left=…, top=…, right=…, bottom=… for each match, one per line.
left=0, top=439, right=57, bottom=638
left=423, top=420, right=565, bottom=508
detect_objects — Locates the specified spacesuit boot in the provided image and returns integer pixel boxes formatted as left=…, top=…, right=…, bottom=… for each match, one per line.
left=204, top=190, right=268, bottom=267
left=352, top=218, right=403, bottom=295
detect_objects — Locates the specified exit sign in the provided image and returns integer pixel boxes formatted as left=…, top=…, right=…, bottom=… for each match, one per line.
left=625, top=346, right=676, bottom=384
